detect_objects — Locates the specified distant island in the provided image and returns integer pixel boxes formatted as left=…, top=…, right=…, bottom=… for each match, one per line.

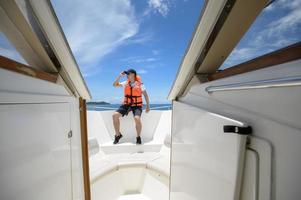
left=86, top=101, right=110, bottom=105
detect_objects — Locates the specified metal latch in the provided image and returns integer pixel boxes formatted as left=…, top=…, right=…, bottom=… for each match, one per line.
left=68, top=130, right=73, bottom=138
left=223, top=125, right=252, bottom=135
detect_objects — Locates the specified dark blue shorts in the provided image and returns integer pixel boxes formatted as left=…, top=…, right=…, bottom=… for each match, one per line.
left=116, top=105, right=142, bottom=117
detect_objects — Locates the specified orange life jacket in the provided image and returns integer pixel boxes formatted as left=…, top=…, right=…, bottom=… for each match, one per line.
left=123, top=76, right=143, bottom=107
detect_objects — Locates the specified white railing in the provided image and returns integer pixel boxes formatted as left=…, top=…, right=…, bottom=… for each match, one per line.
left=205, top=76, right=301, bottom=93
left=88, top=105, right=172, bottom=111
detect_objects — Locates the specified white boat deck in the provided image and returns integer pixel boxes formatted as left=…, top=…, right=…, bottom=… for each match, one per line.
left=118, top=194, right=151, bottom=200
left=87, top=110, right=171, bottom=200
left=100, top=142, right=162, bottom=154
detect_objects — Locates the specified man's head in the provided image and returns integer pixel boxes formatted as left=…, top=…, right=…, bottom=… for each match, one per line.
left=125, top=69, right=137, bottom=81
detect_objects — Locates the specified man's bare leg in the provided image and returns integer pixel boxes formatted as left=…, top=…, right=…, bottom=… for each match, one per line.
left=134, top=116, right=142, bottom=137
left=112, top=112, right=122, bottom=135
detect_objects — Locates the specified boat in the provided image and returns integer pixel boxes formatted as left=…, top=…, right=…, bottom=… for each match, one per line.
left=88, top=108, right=171, bottom=200
left=0, top=0, right=300, bottom=200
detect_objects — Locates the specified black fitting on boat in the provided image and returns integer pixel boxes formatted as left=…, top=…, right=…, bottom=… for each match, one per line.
left=223, top=125, right=252, bottom=135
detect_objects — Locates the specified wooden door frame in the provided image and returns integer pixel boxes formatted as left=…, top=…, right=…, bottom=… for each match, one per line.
left=0, top=55, right=58, bottom=82
left=79, top=97, right=91, bottom=200
left=208, top=42, right=301, bottom=81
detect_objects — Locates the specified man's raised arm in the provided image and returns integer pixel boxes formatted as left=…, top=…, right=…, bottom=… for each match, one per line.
left=113, top=72, right=124, bottom=87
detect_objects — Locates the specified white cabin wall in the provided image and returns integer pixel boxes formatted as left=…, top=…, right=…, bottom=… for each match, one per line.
left=0, top=68, right=68, bottom=97
left=172, top=59, right=301, bottom=199
left=0, top=68, right=85, bottom=200
left=170, top=101, right=248, bottom=200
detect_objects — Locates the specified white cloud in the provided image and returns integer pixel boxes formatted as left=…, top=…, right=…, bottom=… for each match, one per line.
left=222, top=0, right=301, bottom=68
left=137, top=69, right=148, bottom=74
left=267, top=9, right=301, bottom=36
left=257, top=0, right=301, bottom=43
left=51, top=0, right=139, bottom=77
left=146, top=0, right=170, bottom=17
left=152, top=49, right=160, bottom=55
left=122, top=56, right=157, bottom=64
left=265, top=0, right=301, bottom=11
left=124, top=32, right=154, bottom=45
left=230, top=48, right=256, bottom=60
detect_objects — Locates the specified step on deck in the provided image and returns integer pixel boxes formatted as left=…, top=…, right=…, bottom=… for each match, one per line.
left=118, top=194, right=151, bottom=200
left=100, top=143, right=162, bottom=154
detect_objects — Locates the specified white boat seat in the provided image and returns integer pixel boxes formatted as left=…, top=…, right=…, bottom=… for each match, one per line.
left=88, top=138, right=100, bottom=156
left=89, top=149, right=170, bottom=182
left=100, top=142, right=162, bottom=154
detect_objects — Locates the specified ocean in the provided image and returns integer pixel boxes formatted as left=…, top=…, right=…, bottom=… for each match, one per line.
left=86, top=103, right=172, bottom=111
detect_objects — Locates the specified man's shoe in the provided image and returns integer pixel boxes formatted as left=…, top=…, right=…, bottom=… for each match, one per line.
left=113, top=134, right=123, bottom=144
left=136, top=136, right=142, bottom=145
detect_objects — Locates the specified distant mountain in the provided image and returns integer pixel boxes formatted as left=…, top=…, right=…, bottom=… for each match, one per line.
left=86, top=101, right=110, bottom=105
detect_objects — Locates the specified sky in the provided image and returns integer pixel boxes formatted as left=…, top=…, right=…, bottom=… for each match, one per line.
left=221, top=0, right=301, bottom=68
left=0, top=0, right=300, bottom=103
left=51, top=0, right=204, bottom=103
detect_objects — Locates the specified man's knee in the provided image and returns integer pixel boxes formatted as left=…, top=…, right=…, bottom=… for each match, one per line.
left=112, top=112, right=121, bottom=120
left=134, top=116, right=141, bottom=124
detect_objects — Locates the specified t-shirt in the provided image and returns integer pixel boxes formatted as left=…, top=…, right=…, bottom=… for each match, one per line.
left=120, top=81, right=146, bottom=91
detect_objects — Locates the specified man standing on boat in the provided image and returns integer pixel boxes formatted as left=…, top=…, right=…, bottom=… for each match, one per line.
left=112, top=69, right=150, bottom=145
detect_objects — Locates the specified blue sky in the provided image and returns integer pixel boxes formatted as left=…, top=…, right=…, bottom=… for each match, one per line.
left=0, top=0, right=300, bottom=103
left=221, top=0, right=301, bottom=69
left=51, top=0, right=204, bottom=103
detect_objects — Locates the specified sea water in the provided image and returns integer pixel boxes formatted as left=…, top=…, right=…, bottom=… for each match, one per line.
left=86, top=104, right=171, bottom=111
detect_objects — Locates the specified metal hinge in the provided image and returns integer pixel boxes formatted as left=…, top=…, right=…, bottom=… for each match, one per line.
left=68, top=130, right=73, bottom=138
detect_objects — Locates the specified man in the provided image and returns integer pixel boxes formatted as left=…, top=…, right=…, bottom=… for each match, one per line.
left=112, top=69, right=150, bottom=145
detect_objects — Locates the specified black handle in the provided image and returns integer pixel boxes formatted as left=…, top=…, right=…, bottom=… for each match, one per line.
left=223, top=125, right=252, bottom=135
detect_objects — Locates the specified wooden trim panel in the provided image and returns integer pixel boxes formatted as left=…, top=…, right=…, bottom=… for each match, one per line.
left=79, top=98, right=91, bottom=200
left=208, top=42, right=301, bottom=81
left=0, top=55, right=58, bottom=83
